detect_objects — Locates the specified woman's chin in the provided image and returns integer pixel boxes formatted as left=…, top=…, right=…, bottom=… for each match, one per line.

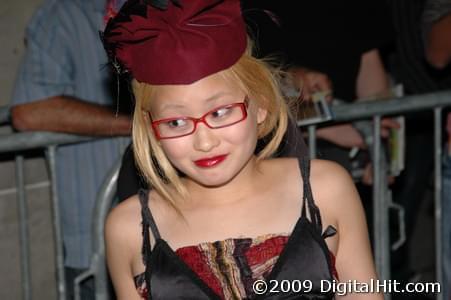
left=188, top=172, right=236, bottom=188
left=195, top=177, right=231, bottom=188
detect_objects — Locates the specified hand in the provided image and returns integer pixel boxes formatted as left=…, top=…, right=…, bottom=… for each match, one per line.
left=380, top=117, right=400, bottom=138
left=361, top=163, right=396, bottom=186
left=316, top=124, right=365, bottom=149
left=290, top=67, right=333, bottom=102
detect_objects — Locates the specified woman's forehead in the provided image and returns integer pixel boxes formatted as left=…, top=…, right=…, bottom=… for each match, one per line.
left=148, top=72, right=244, bottom=109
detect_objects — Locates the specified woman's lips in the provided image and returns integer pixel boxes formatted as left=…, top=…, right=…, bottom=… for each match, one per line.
left=194, top=154, right=228, bottom=168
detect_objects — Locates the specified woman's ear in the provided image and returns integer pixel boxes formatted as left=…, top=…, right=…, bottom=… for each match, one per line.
left=257, top=107, right=268, bottom=124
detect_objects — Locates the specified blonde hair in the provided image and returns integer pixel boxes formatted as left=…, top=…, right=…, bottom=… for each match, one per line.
left=132, top=48, right=289, bottom=207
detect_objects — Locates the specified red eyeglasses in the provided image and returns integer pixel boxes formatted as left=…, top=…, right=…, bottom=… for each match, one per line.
left=151, top=98, right=248, bottom=139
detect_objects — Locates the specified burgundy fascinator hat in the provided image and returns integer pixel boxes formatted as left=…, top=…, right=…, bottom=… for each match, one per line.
left=101, top=0, right=247, bottom=85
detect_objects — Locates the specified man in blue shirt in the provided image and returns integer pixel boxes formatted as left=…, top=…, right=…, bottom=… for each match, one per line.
left=10, top=0, right=130, bottom=298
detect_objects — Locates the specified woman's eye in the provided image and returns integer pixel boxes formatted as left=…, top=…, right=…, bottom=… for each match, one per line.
left=166, top=119, right=187, bottom=128
left=211, top=107, right=231, bottom=118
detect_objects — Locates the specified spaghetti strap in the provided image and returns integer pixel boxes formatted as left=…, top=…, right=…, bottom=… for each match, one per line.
left=299, top=156, right=323, bottom=233
left=138, top=189, right=161, bottom=240
left=138, top=189, right=158, bottom=299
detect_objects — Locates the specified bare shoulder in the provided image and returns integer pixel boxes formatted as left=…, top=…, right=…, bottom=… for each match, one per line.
left=105, top=194, right=143, bottom=251
left=106, top=189, right=173, bottom=241
left=261, top=157, right=300, bottom=176
left=105, top=195, right=149, bottom=298
left=310, top=158, right=354, bottom=188
left=263, top=157, right=355, bottom=195
left=260, top=157, right=301, bottom=185
left=310, top=160, right=378, bottom=289
left=309, top=159, right=363, bottom=223
left=107, top=195, right=142, bottom=229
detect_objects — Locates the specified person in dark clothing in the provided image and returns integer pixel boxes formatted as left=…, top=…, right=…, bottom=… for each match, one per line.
left=387, top=1, right=451, bottom=291
left=242, top=0, right=396, bottom=180
left=422, top=1, right=451, bottom=297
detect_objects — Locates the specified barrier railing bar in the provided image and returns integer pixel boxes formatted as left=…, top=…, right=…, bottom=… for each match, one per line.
left=372, top=115, right=391, bottom=284
left=45, top=146, right=66, bottom=300
left=75, top=157, right=122, bottom=300
left=434, top=107, right=443, bottom=300
left=15, top=155, right=31, bottom=300
left=0, top=181, right=50, bottom=198
left=93, top=159, right=120, bottom=300
left=332, top=90, right=451, bottom=121
left=2, top=91, right=451, bottom=154
left=372, top=116, right=383, bottom=275
left=2, top=90, right=451, bottom=300
left=0, top=132, right=93, bottom=153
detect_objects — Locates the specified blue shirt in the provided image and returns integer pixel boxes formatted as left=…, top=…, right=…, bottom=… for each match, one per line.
left=11, top=0, right=129, bottom=268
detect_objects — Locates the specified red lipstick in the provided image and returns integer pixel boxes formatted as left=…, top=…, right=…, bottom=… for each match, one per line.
left=194, top=154, right=228, bottom=168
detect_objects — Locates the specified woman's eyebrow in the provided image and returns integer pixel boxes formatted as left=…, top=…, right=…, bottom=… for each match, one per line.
left=203, top=91, right=232, bottom=102
left=159, top=91, right=234, bottom=112
left=159, top=103, right=186, bottom=112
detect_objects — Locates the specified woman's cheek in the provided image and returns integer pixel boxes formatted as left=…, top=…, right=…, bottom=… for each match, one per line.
left=160, top=139, right=190, bottom=162
left=221, top=117, right=259, bottom=147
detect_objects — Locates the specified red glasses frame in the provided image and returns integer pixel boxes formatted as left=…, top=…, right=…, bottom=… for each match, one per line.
left=150, top=100, right=248, bottom=140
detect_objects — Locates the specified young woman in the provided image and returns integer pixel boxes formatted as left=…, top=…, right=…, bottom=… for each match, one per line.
left=102, top=0, right=381, bottom=299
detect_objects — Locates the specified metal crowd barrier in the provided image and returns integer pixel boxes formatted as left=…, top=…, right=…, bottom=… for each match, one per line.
left=74, top=158, right=121, bottom=300
left=301, top=90, right=450, bottom=300
left=1, top=89, right=451, bottom=300
left=0, top=131, right=95, bottom=300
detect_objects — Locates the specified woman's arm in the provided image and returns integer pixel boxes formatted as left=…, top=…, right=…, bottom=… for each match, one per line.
left=356, top=49, right=390, bottom=100
left=425, top=13, right=451, bottom=69
left=11, top=95, right=132, bottom=136
left=312, top=160, right=382, bottom=299
left=314, top=50, right=399, bottom=150
left=105, top=200, right=143, bottom=300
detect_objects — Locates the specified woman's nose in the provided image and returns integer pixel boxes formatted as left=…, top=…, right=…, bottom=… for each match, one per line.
left=193, top=123, right=220, bottom=152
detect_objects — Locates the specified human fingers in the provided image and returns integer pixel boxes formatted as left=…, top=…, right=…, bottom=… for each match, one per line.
left=362, top=163, right=373, bottom=185
left=316, top=124, right=366, bottom=149
left=307, top=72, right=332, bottom=93
left=380, top=118, right=400, bottom=138
left=381, top=118, right=400, bottom=129
left=299, top=86, right=312, bottom=101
